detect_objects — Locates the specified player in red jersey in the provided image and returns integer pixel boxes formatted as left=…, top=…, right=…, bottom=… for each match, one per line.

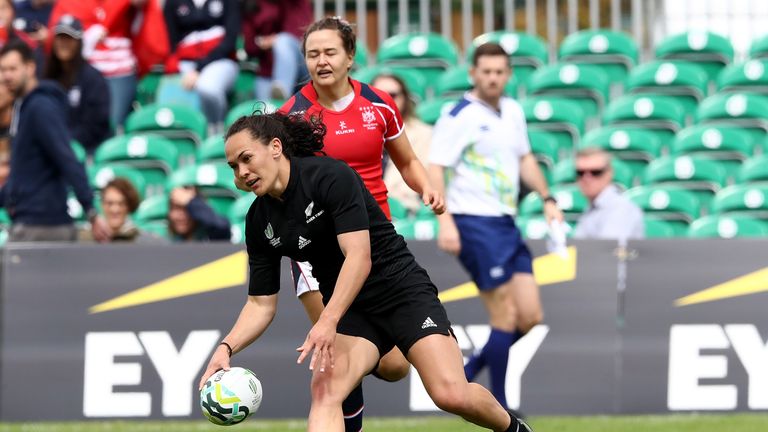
left=278, top=16, right=445, bottom=432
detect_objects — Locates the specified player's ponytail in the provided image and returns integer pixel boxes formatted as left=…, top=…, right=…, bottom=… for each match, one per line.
left=226, top=107, right=326, bottom=158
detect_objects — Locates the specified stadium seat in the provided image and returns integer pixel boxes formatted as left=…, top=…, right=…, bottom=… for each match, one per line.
left=687, top=214, right=768, bottom=238
left=654, top=31, right=734, bottom=82
left=670, top=125, right=754, bottom=179
left=352, top=65, right=429, bottom=102
left=710, top=184, right=768, bottom=219
left=388, top=196, right=410, bottom=221
left=433, top=65, right=519, bottom=99
left=529, top=130, right=560, bottom=183
left=415, top=96, right=460, bottom=125
left=353, top=43, right=369, bottom=70
left=515, top=216, right=574, bottom=240
left=716, top=59, right=768, bottom=95
left=71, top=140, right=87, bottom=164
left=167, top=163, right=243, bottom=217
left=602, top=94, right=687, bottom=143
left=135, top=194, right=168, bottom=223
left=94, top=135, right=179, bottom=197
left=228, top=193, right=256, bottom=243
left=558, top=29, right=639, bottom=82
left=197, top=135, right=226, bottom=163
left=87, top=164, right=148, bottom=199
left=125, top=104, right=208, bottom=166
left=231, top=69, right=258, bottom=107
left=695, top=93, right=768, bottom=144
left=376, top=32, right=460, bottom=88
left=66, top=192, right=100, bottom=223
left=642, top=155, right=729, bottom=209
left=738, top=155, right=768, bottom=184
left=468, top=31, right=549, bottom=89
left=526, top=63, right=610, bottom=118
left=625, top=185, right=701, bottom=233
left=643, top=216, right=681, bottom=238
left=136, top=69, right=164, bottom=107
left=550, top=157, right=634, bottom=190
left=521, top=98, right=586, bottom=154
left=518, top=185, right=588, bottom=222
left=624, top=61, right=709, bottom=114
left=225, top=99, right=279, bottom=128
left=155, top=74, right=201, bottom=110
left=580, top=126, right=663, bottom=180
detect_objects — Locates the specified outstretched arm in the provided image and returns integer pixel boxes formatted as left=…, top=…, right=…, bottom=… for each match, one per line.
left=198, top=294, right=278, bottom=389
left=385, top=133, right=445, bottom=215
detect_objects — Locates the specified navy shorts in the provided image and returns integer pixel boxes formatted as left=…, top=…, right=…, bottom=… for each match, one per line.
left=453, top=214, right=533, bottom=291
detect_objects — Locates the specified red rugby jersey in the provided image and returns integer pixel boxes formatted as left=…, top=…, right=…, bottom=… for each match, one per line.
left=280, top=79, right=404, bottom=219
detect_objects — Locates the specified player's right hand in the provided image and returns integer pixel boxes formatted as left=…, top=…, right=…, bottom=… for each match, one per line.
left=437, top=223, right=461, bottom=256
left=198, top=345, right=231, bottom=390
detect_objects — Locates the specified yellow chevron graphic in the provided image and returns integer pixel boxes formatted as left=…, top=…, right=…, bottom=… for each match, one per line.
left=439, top=246, right=578, bottom=303
left=675, top=266, right=768, bottom=307
left=215, top=384, right=241, bottom=405
left=89, top=251, right=248, bottom=314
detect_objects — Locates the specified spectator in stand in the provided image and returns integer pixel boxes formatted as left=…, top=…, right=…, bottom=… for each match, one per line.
left=0, top=81, right=12, bottom=187
left=79, top=177, right=164, bottom=243
left=241, top=0, right=311, bottom=101
left=573, top=147, right=644, bottom=241
left=13, top=0, right=55, bottom=45
left=0, top=39, right=110, bottom=242
left=167, top=186, right=231, bottom=242
left=0, top=0, right=36, bottom=50
left=43, top=15, right=111, bottom=155
left=49, top=0, right=169, bottom=129
left=164, top=0, right=240, bottom=134
left=372, top=73, right=433, bottom=215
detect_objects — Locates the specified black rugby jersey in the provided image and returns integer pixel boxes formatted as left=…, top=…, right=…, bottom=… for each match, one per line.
left=245, top=156, right=421, bottom=311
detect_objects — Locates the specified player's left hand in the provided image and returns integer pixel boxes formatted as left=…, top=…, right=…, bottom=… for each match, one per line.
left=182, top=70, right=199, bottom=90
left=543, top=200, right=564, bottom=224
left=422, top=188, right=446, bottom=215
left=296, top=316, right=336, bottom=373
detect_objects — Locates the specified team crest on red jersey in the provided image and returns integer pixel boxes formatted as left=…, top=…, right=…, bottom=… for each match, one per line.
left=360, top=106, right=377, bottom=131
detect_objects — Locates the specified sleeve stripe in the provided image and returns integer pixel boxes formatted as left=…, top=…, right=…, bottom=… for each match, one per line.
left=372, top=101, right=404, bottom=139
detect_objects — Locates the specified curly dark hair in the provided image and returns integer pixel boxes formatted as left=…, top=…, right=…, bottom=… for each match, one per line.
left=226, top=108, right=326, bottom=158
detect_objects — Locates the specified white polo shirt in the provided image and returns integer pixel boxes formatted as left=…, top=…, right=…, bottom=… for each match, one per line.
left=429, top=92, right=531, bottom=216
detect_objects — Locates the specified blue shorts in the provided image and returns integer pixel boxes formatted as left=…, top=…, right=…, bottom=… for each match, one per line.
left=453, top=214, right=533, bottom=291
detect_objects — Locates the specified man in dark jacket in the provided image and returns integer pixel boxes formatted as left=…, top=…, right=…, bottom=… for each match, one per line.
left=0, top=39, right=110, bottom=242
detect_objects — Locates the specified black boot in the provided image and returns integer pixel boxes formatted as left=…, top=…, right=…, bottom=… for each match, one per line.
left=504, top=409, right=533, bottom=432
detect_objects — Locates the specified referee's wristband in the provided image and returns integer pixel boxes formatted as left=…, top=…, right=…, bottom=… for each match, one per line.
left=542, top=195, right=557, bottom=205
left=219, top=341, right=233, bottom=357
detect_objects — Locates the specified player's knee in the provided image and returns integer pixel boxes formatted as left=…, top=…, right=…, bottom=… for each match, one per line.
left=310, top=374, right=345, bottom=406
left=376, top=356, right=410, bottom=382
left=429, top=383, right=470, bottom=414
left=518, top=309, right=543, bottom=333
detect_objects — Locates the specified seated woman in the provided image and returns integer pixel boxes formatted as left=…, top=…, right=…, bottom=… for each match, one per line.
left=167, top=186, right=231, bottom=242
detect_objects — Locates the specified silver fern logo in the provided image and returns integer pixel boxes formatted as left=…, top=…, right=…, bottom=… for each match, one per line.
left=264, top=223, right=274, bottom=239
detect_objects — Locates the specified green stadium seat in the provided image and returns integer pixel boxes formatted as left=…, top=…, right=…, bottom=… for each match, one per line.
left=717, top=59, right=768, bottom=95
left=125, top=104, right=208, bottom=166
left=602, top=94, right=687, bottom=143
left=710, top=184, right=768, bottom=219
left=197, top=135, right=226, bottom=163
left=518, top=185, right=588, bottom=222
left=228, top=193, right=256, bottom=243
left=671, top=125, right=754, bottom=179
left=71, top=140, right=87, bottom=164
left=642, top=155, right=729, bottom=209
left=391, top=217, right=438, bottom=240
left=550, top=157, right=634, bottom=190
left=352, top=65, right=429, bottom=102
left=376, top=32, right=460, bottom=88
left=529, top=130, right=560, bottom=184
left=136, top=70, right=164, bottom=107
left=415, top=97, right=459, bottom=125
left=135, top=194, right=168, bottom=223
left=156, top=74, right=201, bottom=110
left=468, top=31, right=549, bottom=89
left=527, top=63, right=610, bottom=118
left=353, top=43, right=369, bottom=70
left=94, top=135, right=179, bottom=197
left=738, top=155, right=768, bottom=184
left=687, top=214, right=768, bottom=238
left=66, top=192, right=100, bottom=222
left=625, top=185, right=701, bottom=233
left=655, top=31, right=734, bottom=81
left=231, top=69, right=258, bottom=107
left=88, top=164, right=148, bottom=199
left=695, top=93, right=768, bottom=144
left=225, top=99, right=279, bottom=128
left=624, top=61, right=709, bottom=114
left=388, top=196, right=410, bottom=221
left=433, top=65, right=519, bottom=99
left=558, top=29, right=639, bottom=83
left=580, top=126, right=663, bottom=181
left=521, top=98, right=586, bottom=154
left=515, top=216, right=574, bottom=240
left=643, top=216, right=681, bottom=238
left=749, top=34, right=768, bottom=60
left=167, top=163, right=243, bottom=217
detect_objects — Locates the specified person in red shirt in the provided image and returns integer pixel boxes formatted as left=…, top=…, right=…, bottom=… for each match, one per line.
left=278, top=16, right=445, bottom=432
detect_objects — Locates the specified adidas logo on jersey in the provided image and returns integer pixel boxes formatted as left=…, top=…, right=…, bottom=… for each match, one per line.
left=421, top=317, right=437, bottom=329
left=298, top=236, right=312, bottom=249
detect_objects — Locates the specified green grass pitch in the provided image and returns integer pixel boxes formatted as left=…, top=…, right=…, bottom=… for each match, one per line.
left=2, top=414, right=767, bottom=432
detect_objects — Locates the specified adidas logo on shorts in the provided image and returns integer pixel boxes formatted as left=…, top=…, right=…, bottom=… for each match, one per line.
left=421, top=317, right=437, bottom=329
